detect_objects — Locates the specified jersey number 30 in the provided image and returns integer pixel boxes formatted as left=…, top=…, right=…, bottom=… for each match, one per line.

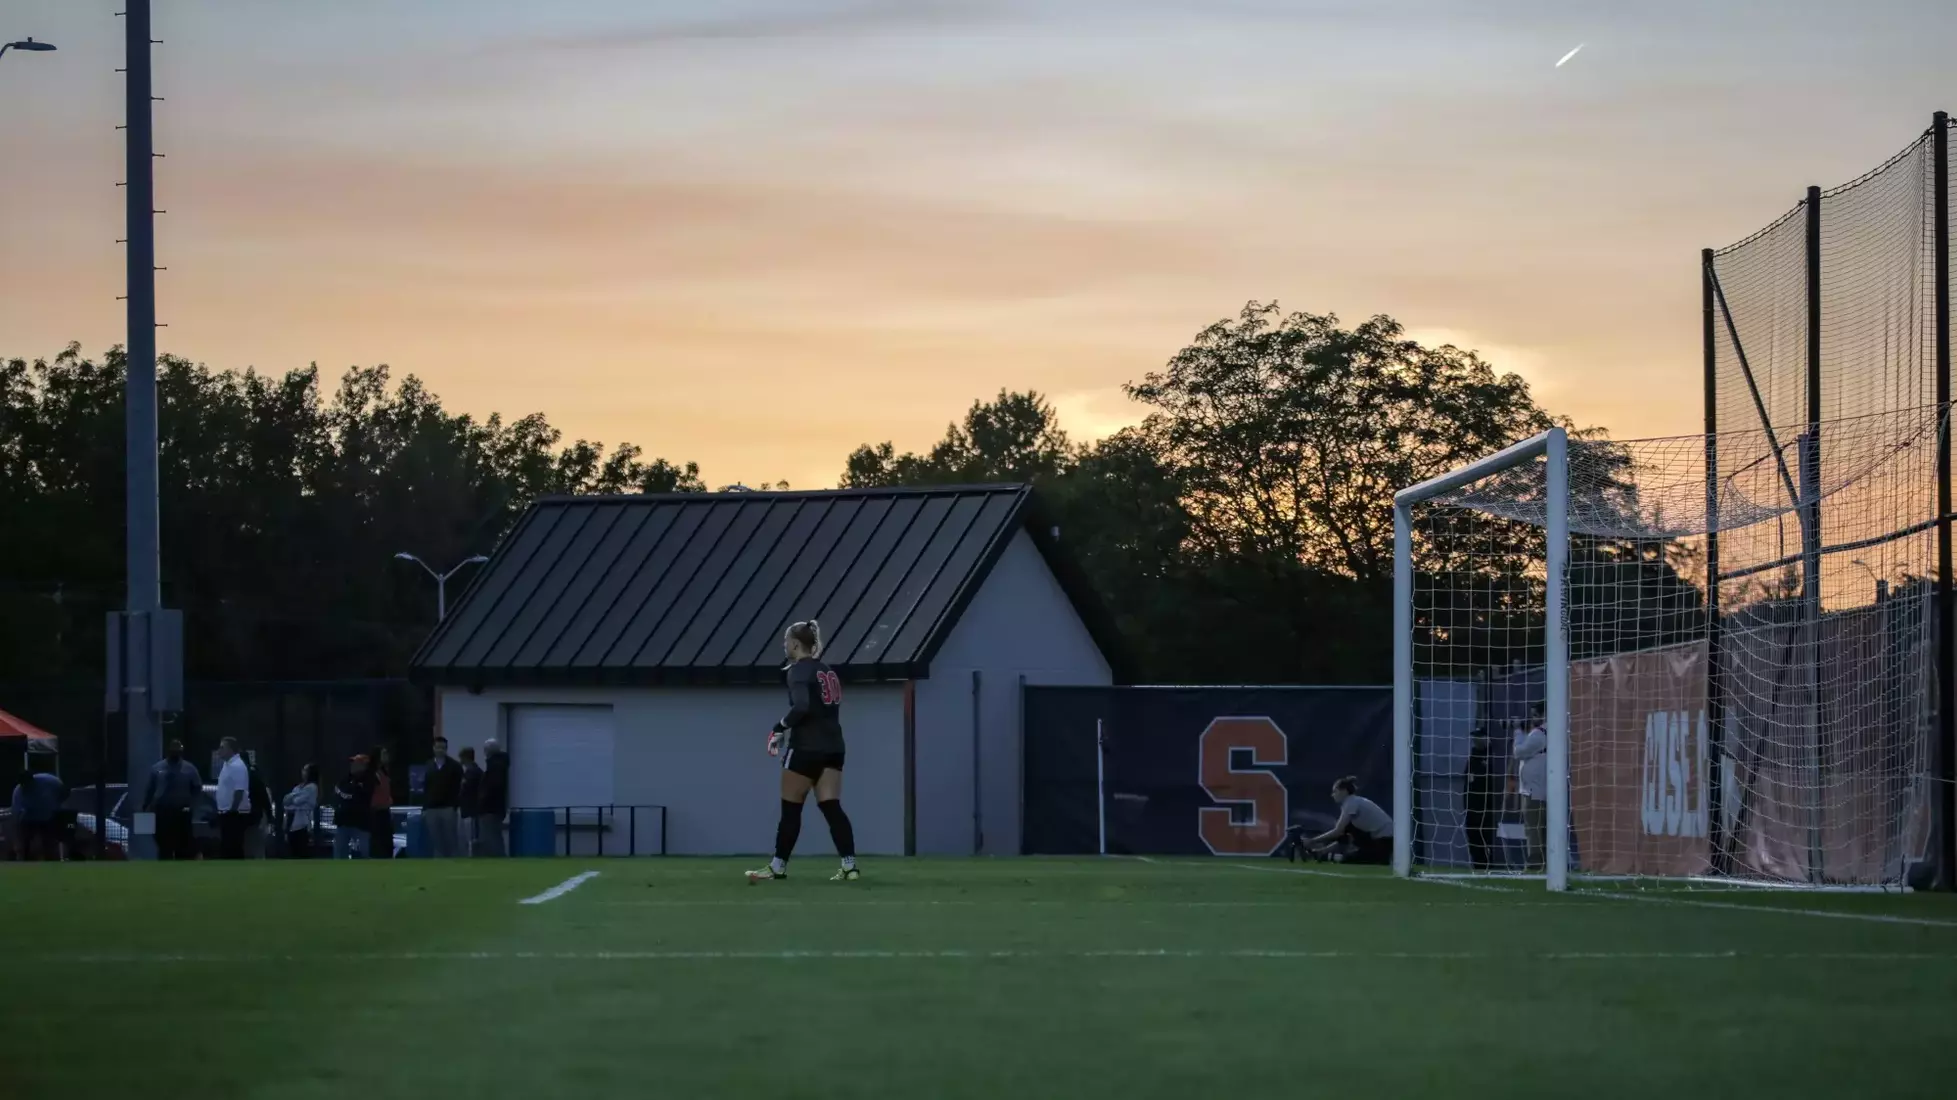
left=817, top=671, right=842, bottom=705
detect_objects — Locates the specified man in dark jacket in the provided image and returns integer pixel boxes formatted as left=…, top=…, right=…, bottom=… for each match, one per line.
left=422, top=735, right=463, bottom=858
left=474, top=739, right=510, bottom=857
left=457, top=747, right=483, bottom=856
left=142, top=740, right=203, bottom=861
left=1464, top=726, right=1500, bottom=871
left=333, top=755, right=379, bottom=859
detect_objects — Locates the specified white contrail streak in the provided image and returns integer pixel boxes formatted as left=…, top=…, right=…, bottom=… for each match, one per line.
left=1556, top=43, right=1584, bottom=68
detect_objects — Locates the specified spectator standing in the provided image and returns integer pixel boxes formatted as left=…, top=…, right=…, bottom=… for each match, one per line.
left=9, top=769, right=65, bottom=861
left=422, top=736, right=462, bottom=858
left=333, top=755, right=378, bottom=859
left=475, top=738, right=510, bottom=857
left=213, top=737, right=252, bottom=860
left=1464, top=726, right=1500, bottom=871
left=369, top=746, right=395, bottom=859
left=458, top=747, right=482, bottom=856
left=142, top=739, right=203, bottom=861
left=244, top=749, right=274, bottom=858
left=1515, top=710, right=1550, bottom=873
left=282, top=764, right=321, bottom=859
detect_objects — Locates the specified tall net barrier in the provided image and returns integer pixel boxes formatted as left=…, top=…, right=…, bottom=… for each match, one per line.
left=1404, top=418, right=1937, bottom=888
left=1708, top=127, right=1942, bottom=637
left=1399, top=114, right=1953, bottom=890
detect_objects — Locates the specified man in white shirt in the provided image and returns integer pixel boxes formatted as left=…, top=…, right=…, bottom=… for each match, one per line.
left=214, top=737, right=252, bottom=860
left=1514, top=710, right=1549, bottom=872
left=1299, top=776, right=1394, bottom=865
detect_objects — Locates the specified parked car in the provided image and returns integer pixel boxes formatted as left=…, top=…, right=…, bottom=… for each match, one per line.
left=1, top=800, right=123, bottom=860
left=62, top=783, right=225, bottom=859
left=62, top=784, right=130, bottom=854
left=315, top=804, right=409, bottom=857
left=70, top=812, right=128, bottom=859
left=12, top=784, right=407, bottom=859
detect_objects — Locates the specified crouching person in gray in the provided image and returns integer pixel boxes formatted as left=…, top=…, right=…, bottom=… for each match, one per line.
left=421, top=735, right=463, bottom=857
left=1299, top=776, right=1394, bottom=866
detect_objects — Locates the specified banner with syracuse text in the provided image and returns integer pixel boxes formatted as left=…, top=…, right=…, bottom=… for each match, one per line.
left=1568, top=641, right=1712, bottom=876
left=1020, top=685, right=1392, bottom=856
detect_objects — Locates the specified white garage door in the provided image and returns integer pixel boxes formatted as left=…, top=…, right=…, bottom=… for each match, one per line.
left=507, top=704, right=616, bottom=810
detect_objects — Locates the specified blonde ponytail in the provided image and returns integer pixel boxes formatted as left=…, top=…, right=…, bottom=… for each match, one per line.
left=787, top=619, right=823, bottom=658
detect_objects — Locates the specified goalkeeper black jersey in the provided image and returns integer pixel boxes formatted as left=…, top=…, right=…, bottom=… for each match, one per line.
left=778, top=657, right=845, bottom=755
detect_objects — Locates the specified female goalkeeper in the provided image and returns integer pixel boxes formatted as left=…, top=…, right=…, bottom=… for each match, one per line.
left=746, top=619, right=859, bottom=883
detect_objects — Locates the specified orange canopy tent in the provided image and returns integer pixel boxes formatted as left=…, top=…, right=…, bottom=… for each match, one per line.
left=0, top=708, right=58, bottom=752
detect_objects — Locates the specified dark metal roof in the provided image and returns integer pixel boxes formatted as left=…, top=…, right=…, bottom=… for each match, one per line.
left=410, top=484, right=1127, bottom=687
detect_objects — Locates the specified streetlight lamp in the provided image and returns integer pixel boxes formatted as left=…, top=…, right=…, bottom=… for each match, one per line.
left=395, top=553, right=489, bottom=621
left=0, top=37, right=57, bottom=63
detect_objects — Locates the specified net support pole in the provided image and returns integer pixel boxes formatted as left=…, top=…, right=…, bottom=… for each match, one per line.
left=1391, top=498, right=1414, bottom=877
left=1803, top=184, right=1826, bottom=884
left=1095, top=718, right=1108, bottom=857
left=1544, top=427, right=1571, bottom=893
left=1934, top=110, right=1954, bottom=891
left=1703, top=247, right=1728, bottom=874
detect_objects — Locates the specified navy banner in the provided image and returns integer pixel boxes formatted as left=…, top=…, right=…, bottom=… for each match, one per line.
left=1021, top=686, right=1393, bottom=856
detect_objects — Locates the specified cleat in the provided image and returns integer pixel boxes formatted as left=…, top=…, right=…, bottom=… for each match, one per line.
left=830, top=866, right=860, bottom=882
left=746, top=865, right=786, bottom=884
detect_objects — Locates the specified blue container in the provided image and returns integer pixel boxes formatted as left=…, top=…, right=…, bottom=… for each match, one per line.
left=405, top=813, right=428, bottom=858
left=510, top=809, right=556, bottom=857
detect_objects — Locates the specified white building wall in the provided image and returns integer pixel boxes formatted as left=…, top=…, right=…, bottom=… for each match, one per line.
left=439, top=683, right=905, bottom=856
left=912, top=530, right=1113, bottom=856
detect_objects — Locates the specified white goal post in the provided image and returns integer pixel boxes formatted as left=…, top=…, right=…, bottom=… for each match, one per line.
left=1391, top=415, right=1938, bottom=893
left=1393, top=428, right=1571, bottom=890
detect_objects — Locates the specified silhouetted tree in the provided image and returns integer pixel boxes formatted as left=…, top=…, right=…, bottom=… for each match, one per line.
left=0, top=344, right=702, bottom=682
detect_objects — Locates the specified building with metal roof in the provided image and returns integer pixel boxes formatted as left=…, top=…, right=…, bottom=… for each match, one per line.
left=414, top=484, right=1118, bottom=857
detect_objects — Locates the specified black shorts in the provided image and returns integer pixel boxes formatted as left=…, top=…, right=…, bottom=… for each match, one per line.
left=1347, top=833, right=1393, bottom=866
left=783, top=748, right=844, bottom=781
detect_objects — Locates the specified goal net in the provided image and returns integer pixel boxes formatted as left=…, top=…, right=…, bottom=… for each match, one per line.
left=1392, top=414, right=1940, bottom=891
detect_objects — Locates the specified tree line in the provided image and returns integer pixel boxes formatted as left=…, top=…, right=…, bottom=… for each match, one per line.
left=1, top=301, right=1643, bottom=687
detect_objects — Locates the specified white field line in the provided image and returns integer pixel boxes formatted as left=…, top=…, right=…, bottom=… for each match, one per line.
left=1412, top=875, right=1537, bottom=895
left=595, top=898, right=1563, bottom=909
left=1584, top=889, right=1957, bottom=929
left=518, top=871, right=600, bottom=906
left=36, top=948, right=1957, bottom=964
left=1222, top=861, right=1375, bottom=881
left=1222, top=862, right=1545, bottom=893
left=1231, top=861, right=1957, bottom=925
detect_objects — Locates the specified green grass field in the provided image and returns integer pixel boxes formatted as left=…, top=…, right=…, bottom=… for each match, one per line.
left=7, top=858, right=1956, bottom=1099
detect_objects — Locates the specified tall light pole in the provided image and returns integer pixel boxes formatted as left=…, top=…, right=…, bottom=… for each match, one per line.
left=120, top=0, right=169, bottom=852
left=0, top=36, right=57, bottom=63
left=396, top=554, right=489, bottom=621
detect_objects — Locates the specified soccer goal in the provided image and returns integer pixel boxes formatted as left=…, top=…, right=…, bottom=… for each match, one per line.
left=1392, top=415, right=1941, bottom=892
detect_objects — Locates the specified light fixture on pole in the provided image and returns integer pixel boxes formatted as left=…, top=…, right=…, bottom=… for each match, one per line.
left=0, top=37, right=57, bottom=62
left=395, top=553, right=489, bottom=621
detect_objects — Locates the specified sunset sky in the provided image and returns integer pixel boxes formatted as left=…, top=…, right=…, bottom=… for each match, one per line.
left=2, top=0, right=1952, bottom=489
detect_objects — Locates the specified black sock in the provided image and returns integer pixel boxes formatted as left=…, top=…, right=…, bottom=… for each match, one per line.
left=774, top=799, right=803, bottom=864
left=817, top=799, right=855, bottom=860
